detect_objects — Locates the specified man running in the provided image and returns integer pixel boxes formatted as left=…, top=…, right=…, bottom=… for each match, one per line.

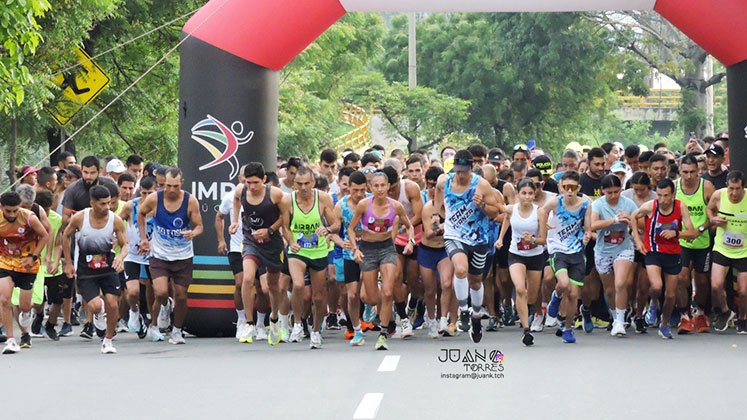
left=435, top=150, right=500, bottom=343
left=61, top=186, right=127, bottom=353
left=138, top=167, right=203, bottom=344
left=707, top=170, right=747, bottom=333
left=0, top=192, right=49, bottom=354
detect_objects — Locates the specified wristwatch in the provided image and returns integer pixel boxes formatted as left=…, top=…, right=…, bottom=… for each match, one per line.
left=408, top=237, right=416, bottom=246
left=267, top=227, right=275, bottom=236
left=698, top=225, right=706, bottom=233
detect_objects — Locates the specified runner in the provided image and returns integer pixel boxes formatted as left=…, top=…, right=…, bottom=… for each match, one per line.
left=527, top=168, right=556, bottom=332
left=496, top=178, right=545, bottom=346
left=707, top=170, right=747, bottom=333
left=348, top=170, right=415, bottom=350
left=540, top=171, right=592, bottom=344
left=590, top=175, right=637, bottom=337
left=137, top=167, right=203, bottom=344
left=435, top=150, right=500, bottom=344
left=229, top=163, right=286, bottom=345
left=280, top=166, right=339, bottom=349
left=631, top=179, right=698, bottom=339
left=675, top=154, right=715, bottom=334
left=0, top=192, right=49, bottom=354
left=61, top=186, right=127, bottom=353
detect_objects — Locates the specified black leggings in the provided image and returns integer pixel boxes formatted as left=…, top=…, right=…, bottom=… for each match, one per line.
left=46, top=275, right=75, bottom=305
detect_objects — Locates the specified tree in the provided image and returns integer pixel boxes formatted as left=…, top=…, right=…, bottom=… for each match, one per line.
left=346, top=72, right=471, bottom=152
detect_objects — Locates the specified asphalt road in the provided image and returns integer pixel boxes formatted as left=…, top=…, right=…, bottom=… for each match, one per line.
left=2, top=324, right=745, bottom=420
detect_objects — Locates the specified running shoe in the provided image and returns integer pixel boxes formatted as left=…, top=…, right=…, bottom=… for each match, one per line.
left=136, top=315, right=148, bottom=339
left=59, top=322, right=73, bottom=337
left=267, top=322, right=280, bottom=346
left=361, top=321, right=376, bottom=332
left=459, top=310, right=471, bottom=333
left=547, top=291, right=562, bottom=318
left=240, top=324, right=256, bottom=344
left=610, top=321, right=626, bottom=337
left=363, top=304, right=376, bottom=323
left=413, top=311, right=425, bottom=330
left=555, top=326, right=565, bottom=337
left=0, top=327, right=5, bottom=343
left=148, top=325, right=165, bottom=342
left=290, top=323, right=304, bottom=343
left=168, top=329, right=186, bottom=345
left=326, top=313, right=340, bottom=331
left=95, top=326, right=106, bottom=339
left=93, top=305, right=107, bottom=332
left=375, top=334, right=388, bottom=350
left=486, top=316, right=499, bottom=332
left=530, top=313, right=545, bottom=332
left=301, top=318, right=311, bottom=338
left=658, top=325, right=673, bottom=339
left=70, top=307, right=80, bottom=326
left=255, top=324, right=268, bottom=341
left=20, top=333, right=31, bottom=349
left=427, top=319, right=439, bottom=338
left=309, top=331, right=323, bottom=349
left=344, top=329, right=355, bottom=340
left=469, top=316, right=483, bottom=343
left=400, top=318, right=414, bottom=338
left=101, top=338, right=117, bottom=354
left=235, top=322, right=245, bottom=340
left=157, top=297, right=173, bottom=330
left=677, top=315, right=694, bottom=335
left=645, top=304, right=659, bottom=327
left=522, top=330, right=534, bottom=346
left=562, top=328, right=576, bottom=343
left=80, top=322, right=94, bottom=340
left=438, top=318, right=448, bottom=335
left=737, top=319, right=747, bottom=335
left=128, top=313, right=141, bottom=334
left=580, top=305, right=593, bottom=333
left=2, top=339, right=20, bottom=354
left=31, top=313, right=44, bottom=337
left=693, top=313, right=710, bottom=333
left=592, top=317, right=609, bottom=330
left=714, top=310, right=735, bottom=332
left=45, top=323, right=60, bottom=341
left=444, top=323, right=457, bottom=337
left=18, top=311, right=32, bottom=329
left=351, top=331, right=365, bottom=346
left=386, top=320, right=397, bottom=338
left=669, top=312, right=681, bottom=329
left=501, top=304, right=514, bottom=327
left=634, top=317, right=647, bottom=334
left=115, top=319, right=127, bottom=333
left=544, top=315, right=560, bottom=328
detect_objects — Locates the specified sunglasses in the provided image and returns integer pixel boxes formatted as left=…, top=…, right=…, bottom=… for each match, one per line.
left=562, top=184, right=580, bottom=192
left=454, top=158, right=473, bottom=166
left=513, top=144, right=528, bottom=151
left=361, top=167, right=377, bottom=175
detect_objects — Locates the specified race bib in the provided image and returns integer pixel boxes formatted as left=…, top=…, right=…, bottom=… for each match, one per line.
left=297, top=232, right=319, bottom=249
left=604, top=231, right=625, bottom=245
left=723, top=231, right=744, bottom=248
left=517, top=240, right=536, bottom=251
left=86, top=254, right=110, bottom=269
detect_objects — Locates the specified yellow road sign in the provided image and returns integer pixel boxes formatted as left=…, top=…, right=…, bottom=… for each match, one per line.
left=46, top=48, right=111, bottom=126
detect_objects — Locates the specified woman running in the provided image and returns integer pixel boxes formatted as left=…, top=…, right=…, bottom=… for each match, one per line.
left=591, top=174, right=638, bottom=337
left=496, top=178, right=545, bottom=346
left=348, top=171, right=415, bottom=351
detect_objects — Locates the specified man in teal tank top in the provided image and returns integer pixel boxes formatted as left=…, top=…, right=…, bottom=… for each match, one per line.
left=675, top=155, right=715, bottom=334
left=281, top=167, right=340, bottom=349
left=707, top=170, right=747, bottom=334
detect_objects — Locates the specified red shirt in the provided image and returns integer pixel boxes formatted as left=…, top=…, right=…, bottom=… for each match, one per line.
left=644, top=199, right=682, bottom=255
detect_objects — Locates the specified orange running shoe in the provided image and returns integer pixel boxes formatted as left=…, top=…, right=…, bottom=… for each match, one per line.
left=344, top=329, right=355, bottom=340
left=361, top=322, right=373, bottom=332
left=677, top=316, right=694, bottom=335
left=693, top=314, right=710, bottom=333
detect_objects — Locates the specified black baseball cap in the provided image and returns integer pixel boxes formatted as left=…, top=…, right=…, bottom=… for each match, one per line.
left=532, top=154, right=553, bottom=176
left=59, top=166, right=82, bottom=179
left=706, top=144, right=725, bottom=157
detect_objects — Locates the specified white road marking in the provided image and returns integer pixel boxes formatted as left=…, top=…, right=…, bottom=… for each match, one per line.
left=353, top=393, right=384, bottom=419
left=377, top=355, right=400, bottom=372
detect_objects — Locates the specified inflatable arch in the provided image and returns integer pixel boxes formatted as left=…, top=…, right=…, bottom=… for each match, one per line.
left=177, top=0, right=747, bottom=336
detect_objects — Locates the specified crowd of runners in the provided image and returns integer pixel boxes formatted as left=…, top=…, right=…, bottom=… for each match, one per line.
left=2, top=132, right=746, bottom=354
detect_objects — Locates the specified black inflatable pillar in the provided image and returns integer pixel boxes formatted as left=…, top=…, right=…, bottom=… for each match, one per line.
left=728, top=60, right=747, bottom=174
left=177, top=35, right=279, bottom=337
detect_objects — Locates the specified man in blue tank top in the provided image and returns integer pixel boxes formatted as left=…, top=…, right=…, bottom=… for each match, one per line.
left=138, top=167, right=203, bottom=345
left=435, top=149, right=500, bottom=344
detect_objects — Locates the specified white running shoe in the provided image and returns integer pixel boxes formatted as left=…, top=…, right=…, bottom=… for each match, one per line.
left=255, top=324, right=268, bottom=340
left=290, top=323, right=303, bottom=343
left=168, top=328, right=186, bottom=345
left=93, top=301, right=106, bottom=331
left=268, top=322, right=280, bottom=346
left=545, top=315, right=560, bottom=328
left=310, top=331, right=323, bottom=349
left=127, top=311, right=141, bottom=333
left=2, top=339, right=21, bottom=354
left=611, top=321, right=626, bottom=337
left=157, top=297, right=173, bottom=330
left=400, top=318, right=414, bottom=338
left=116, top=319, right=129, bottom=333
left=530, top=313, right=545, bottom=332
left=235, top=322, right=245, bottom=341
left=101, top=338, right=117, bottom=354
left=428, top=319, right=439, bottom=338
left=18, top=311, right=32, bottom=329
left=439, top=318, right=448, bottom=334
left=148, top=325, right=165, bottom=342
left=240, top=324, right=256, bottom=344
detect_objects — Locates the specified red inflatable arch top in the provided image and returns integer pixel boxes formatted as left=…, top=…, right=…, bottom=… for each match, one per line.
left=184, top=0, right=747, bottom=71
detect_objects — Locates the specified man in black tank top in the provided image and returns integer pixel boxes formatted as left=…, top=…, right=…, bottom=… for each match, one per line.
left=62, top=186, right=127, bottom=354
left=229, top=163, right=288, bottom=345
